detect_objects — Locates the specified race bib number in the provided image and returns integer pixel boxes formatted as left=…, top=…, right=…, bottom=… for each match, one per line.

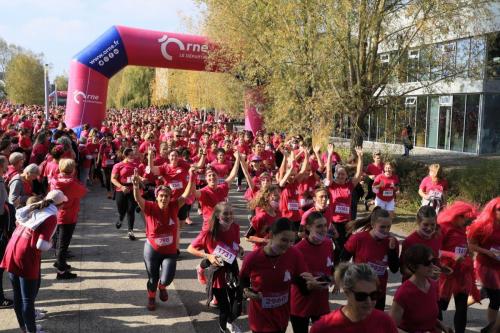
left=105, top=159, right=114, bottom=166
left=154, top=235, right=173, bottom=247
left=335, top=204, right=350, bottom=214
left=382, top=190, right=394, bottom=197
left=299, top=198, right=313, bottom=207
left=454, top=246, right=467, bottom=256
left=490, top=247, right=500, bottom=261
left=217, top=178, right=225, bottom=185
left=213, top=245, right=236, bottom=264
left=368, top=262, right=387, bottom=276
left=287, top=201, right=299, bottom=211
left=198, top=174, right=206, bottom=181
left=169, top=181, right=183, bottom=190
left=261, top=292, right=289, bottom=309
left=86, top=155, right=93, bottom=160
left=429, top=190, right=442, bottom=198
left=126, top=176, right=133, bottom=184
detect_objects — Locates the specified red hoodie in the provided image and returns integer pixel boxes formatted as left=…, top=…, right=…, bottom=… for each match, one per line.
left=50, top=174, right=87, bottom=224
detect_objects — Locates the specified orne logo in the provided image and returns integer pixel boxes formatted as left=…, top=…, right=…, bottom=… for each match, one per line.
left=158, top=35, right=208, bottom=62
left=73, top=90, right=101, bottom=105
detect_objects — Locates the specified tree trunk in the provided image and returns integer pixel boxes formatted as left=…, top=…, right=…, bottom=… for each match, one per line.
left=349, top=112, right=367, bottom=153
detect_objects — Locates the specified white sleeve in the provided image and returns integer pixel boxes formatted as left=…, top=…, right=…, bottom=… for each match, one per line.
left=36, top=238, right=52, bottom=251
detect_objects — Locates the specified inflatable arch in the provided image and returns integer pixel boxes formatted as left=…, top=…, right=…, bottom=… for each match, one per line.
left=65, top=25, right=263, bottom=134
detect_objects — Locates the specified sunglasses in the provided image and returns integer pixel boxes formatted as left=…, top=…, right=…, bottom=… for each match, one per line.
left=422, top=258, right=440, bottom=267
left=350, top=290, right=381, bottom=302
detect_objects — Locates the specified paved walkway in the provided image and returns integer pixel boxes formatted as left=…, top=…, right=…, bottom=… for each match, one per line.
left=1, top=184, right=490, bottom=332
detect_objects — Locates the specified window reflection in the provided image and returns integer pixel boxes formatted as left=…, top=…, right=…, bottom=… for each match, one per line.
left=481, top=94, right=500, bottom=153
left=487, top=32, right=500, bottom=79
left=464, top=94, right=479, bottom=153
left=456, top=39, right=470, bottom=78
left=470, top=37, right=486, bottom=79
left=450, top=95, right=465, bottom=152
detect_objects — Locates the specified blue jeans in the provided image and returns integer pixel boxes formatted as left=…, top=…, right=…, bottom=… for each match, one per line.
left=9, top=273, right=38, bottom=333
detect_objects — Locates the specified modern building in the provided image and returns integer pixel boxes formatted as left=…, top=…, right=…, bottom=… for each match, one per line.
left=333, top=6, right=500, bottom=155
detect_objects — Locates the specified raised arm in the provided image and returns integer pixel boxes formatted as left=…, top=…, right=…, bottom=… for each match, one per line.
left=147, top=148, right=161, bottom=176
left=195, top=148, right=207, bottom=169
left=224, top=151, right=241, bottom=184
left=279, top=159, right=294, bottom=188
left=132, top=169, right=145, bottom=211
left=177, top=167, right=196, bottom=208
left=351, top=147, right=364, bottom=187
left=239, top=157, right=255, bottom=192
left=326, top=143, right=334, bottom=183
left=313, top=145, right=324, bottom=171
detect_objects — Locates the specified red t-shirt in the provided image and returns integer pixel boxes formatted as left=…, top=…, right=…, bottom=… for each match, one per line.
left=419, top=176, right=448, bottom=197
left=300, top=205, right=333, bottom=227
left=198, top=183, right=229, bottom=231
left=210, top=160, right=231, bottom=180
left=240, top=246, right=308, bottom=332
left=112, top=161, right=138, bottom=192
left=310, top=308, right=398, bottom=333
left=279, top=182, right=301, bottom=221
left=158, top=161, right=190, bottom=200
left=0, top=215, right=57, bottom=279
left=328, top=181, right=354, bottom=223
left=297, top=175, right=317, bottom=210
left=291, top=239, right=334, bottom=317
left=321, top=152, right=341, bottom=166
left=99, top=144, right=116, bottom=168
left=144, top=200, right=179, bottom=255
left=50, top=175, right=87, bottom=224
left=190, top=223, right=240, bottom=288
left=373, top=174, right=400, bottom=202
left=394, top=279, right=439, bottom=333
left=29, top=143, right=48, bottom=164
left=344, top=231, right=398, bottom=294
left=250, top=207, right=280, bottom=250
left=401, top=231, right=442, bottom=280
left=365, top=163, right=384, bottom=177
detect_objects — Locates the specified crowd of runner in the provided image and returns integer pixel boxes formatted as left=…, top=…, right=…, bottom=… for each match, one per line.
left=0, top=101, right=498, bottom=333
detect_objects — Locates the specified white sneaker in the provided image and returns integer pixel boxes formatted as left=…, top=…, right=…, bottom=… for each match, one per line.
left=35, top=324, right=47, bottom=333
left=227, top=322, right=242, bottom=333
left=35, top=309, right=46, bottom=320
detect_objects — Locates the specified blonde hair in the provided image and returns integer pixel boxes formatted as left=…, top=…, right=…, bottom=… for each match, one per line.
left=59, top=158, right=76, bottom=174
left=429, top=163, right=442, bottom=179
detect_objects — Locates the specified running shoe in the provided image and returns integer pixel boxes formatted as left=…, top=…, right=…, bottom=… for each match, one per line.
left=196, top=265, right=207, bottom=285
left=115, top=220, right=122, bottom=229
left=53, top=262, right=72, bottom=271
left=227, top=322, right=243, bottom=333
left=128, top=231, right=136, bottom=241
left=56, top=271, right=78, bottom=280
left=0, top=298, right=13, bottom=309
left=35, top=309, right=47, bottom=321
left=158, top=288, right=168, bottom=302
left=147, top=297, right=156, bottom=311
left=210, top=298, right=219, bottom=307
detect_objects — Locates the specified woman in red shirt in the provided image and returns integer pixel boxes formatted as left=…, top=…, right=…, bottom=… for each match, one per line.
left=240, top=217, right=320, bottom=333
left=391, top=244, right=453, bottom=333
left=291, top=212, right=334, bottom=333
left=363, top=151, right=383, bottom=210
left=310, top=263, right=398, bottom=333
left=111, top=148, right=139, bottom=240
left=132, top=168, right=194, bottom=311
left=1, top=190, right=67, bottom=333
left=372, top=161, right=400, bottom=218
left=187, top=202, right=244, bottom=333
left=325, top=145, right=363, bottom=262
left=98, top=134, right=118, bottom=199
left=247, top=185, right=281, bottom=250
left=342, top=207, right=400, bottom=310
left=468, top=197, right=500, bottom=333
left=437, top=201, right=478, bottom=333
left=419, top=164, right=448, bottom=213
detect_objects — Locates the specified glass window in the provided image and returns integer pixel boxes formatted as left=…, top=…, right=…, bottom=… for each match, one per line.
left=487, top=32, right=500, bottom=79
left=456, top=38, right=470, bottom=78
left=415, top=96, right=427, bottom=147
left=430, top=45, right=442, bottom=80
left=419, top=46, right=431, bottom=81
left=464, top=94, right=479, bottom=153
left=407, top=50, right=419, bottom=82
left=442, top=42, right=457, bottom=78
left=470, top=37, right=486, bottom=79
left=427, top=96, right=440, bottom=148
left=377, top=106, right=386, bottom=143
left=368, top=113, right=377, bottom=141
left=450, top=95, right=465, bottom=152
left=481, top=94, right=500, bottom=154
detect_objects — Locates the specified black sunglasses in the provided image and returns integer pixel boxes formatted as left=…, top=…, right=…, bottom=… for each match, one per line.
left=422, top=258, right=440, bottom=267
left=351, top=290, right=381, bottom=302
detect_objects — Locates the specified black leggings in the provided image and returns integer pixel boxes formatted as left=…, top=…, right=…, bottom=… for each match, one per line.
left=439, top=292, right=468, bottom=333
left=485, top=288, right=500, bottom=311
left=333, top=221, right=348, bottom=264
left=213, top=287, right=238, bottom=331
left=290, top=315, right=320, bottom=333
left=237, top=165, right=244, bottom=186
left=102, top=166, right=113, bottom=192
left=115, top=191, right=137, bottom=231
left=55, top=223, right=76, bottom=269
left=178, top=204, right=191, bottom=221
left=143, top=242, right=177, bottom=292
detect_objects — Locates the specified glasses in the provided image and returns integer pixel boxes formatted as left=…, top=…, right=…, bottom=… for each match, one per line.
left=422, top=258, right=440, bottom=267
left=350, top=290, right=380, bottom=302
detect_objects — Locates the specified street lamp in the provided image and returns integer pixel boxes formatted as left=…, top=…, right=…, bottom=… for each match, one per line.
left=44, top=64, right=49, bottom=121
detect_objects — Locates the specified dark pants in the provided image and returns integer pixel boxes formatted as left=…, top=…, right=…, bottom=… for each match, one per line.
left=55, top=223, right=76, bottom=270
left=9, top=273, right=38, bottom=333
left=485, top=288, right=500, bottom=311
left=375, top=295, right=386, bottom=310
left=350, top=184, right=364, bottom=220
left=143, top=242, right=177, bottom=292
left=365, top=178, right=375, bottom=201
left=115, top=191, right=137, bottom=231
left=290, top=315, right=320, bottom=333
left=213, top=287, right=238, bottom=331
left=439, top=292, right=468, bottom=333
left=237, top=165, right=244, bottom=187
left=0, top=235, right=7, bottom=301
left=333, top=221, right=348, bottom=265
left=177, top=204, right=191, bottom=221
left=102, top=166, right=113, bottom=192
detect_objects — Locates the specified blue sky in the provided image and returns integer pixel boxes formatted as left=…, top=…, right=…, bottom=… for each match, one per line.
left=0, top=0, right=203, bottom=78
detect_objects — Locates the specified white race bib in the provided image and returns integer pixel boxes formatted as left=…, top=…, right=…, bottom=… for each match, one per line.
left=154, top=235, right=173, bottom=247
left=490, top=247, right=500, bottom=261
left=261, top=292, right=289, bottom=309
left=105, top=159, right=114, bottom=166
left=217, top=178, right=225, bottom=185
left=198, top=174, right=206, bottom=181
left=454, top=246, right=467, bottom=256
left=368, top=262, right=387, bottom=276
left=126, top=176, right=133, bottom=184
left=287, top=201, right=299, bottom=211
left=169, top=181, right=183, bottom=190
left=86, top=154, right=93, bottom=160
left=382, top=190, right=393, bottom=197
left=213, top=245, right=237, bottom=264
left=335, top=204, right=350, bottom=214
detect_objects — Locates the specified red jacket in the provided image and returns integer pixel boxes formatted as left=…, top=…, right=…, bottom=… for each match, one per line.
left=50, top=174, right=87, bottom=224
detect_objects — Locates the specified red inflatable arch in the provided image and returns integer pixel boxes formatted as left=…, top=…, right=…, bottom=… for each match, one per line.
left=65, top=25, right=263, bottom=134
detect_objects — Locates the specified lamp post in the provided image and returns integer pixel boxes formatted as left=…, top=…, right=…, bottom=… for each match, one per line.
left=44, top=64, right=49, bottom=121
